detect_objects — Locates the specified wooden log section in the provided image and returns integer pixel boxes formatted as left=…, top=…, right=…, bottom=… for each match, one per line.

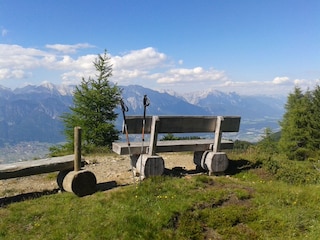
left=193, top=151, right=229, bottom=174
left=61, top=126, right=97, bottom=197
left=135, top=155, right=165, bottom=178
left=202, top=151, right=229, bottom=174
left=0, top=155, right=85, bottom=180
left=62, top=170, right=97, bottom=197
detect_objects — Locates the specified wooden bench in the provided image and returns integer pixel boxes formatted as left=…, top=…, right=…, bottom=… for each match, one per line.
left=112, top=115, right=241, bottom=177
left=0, top=155, right=98, bottom=197
left=0, top=155, right=84, bottom=180
left=0, top=128, right=97, bottom=197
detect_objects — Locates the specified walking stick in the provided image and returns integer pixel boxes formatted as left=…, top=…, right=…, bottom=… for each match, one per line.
left=120, top=98, right=136, bottom=183
left=139, top=95, right=150, bottom=182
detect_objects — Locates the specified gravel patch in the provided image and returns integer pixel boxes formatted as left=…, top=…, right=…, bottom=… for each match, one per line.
left=0, top=153, right=197, bottom=199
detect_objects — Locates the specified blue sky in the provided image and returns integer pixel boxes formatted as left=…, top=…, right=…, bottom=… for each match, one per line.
left=0, top=0, right=319, bottom=95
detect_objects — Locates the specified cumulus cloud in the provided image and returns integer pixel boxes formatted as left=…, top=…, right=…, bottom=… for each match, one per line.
left=273, top=76, right=290, bottom=84
left=1, top=44, right=226, bottom=89
left=111, top=47, right=167, bottom=70
left=156, top=67, right=226, bottom=84
left=0, top=44, right=97, bottom=84
left=61, top=70, right=91, bottom=84
left=109, top=47, right=170, bottom=85
left=0, top=43, right=316, bottom=96
left=114, top=69, right=148, bottom=81
left=57, top=55, right=98, bottom=84
left=0, top=44, right=56, bottom=74
left=45, top=43, right=94, bottom=54
left=0, top=68, right=30, bottom=80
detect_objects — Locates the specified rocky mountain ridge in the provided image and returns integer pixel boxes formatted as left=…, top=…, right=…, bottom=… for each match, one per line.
left=0, top=82, right=286, bottom=147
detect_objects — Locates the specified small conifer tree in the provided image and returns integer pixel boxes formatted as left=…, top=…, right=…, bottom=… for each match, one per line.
left=61, top=50, right=121, bottom=150
left=279, top=87, right=312, bottom=160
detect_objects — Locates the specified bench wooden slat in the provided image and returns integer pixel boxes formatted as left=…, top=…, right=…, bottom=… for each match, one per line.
left=0, top=155, right=84, bottom=180
left=112, top=139, right=234, bottom=155
left=124, top=116, right=241, bottom=134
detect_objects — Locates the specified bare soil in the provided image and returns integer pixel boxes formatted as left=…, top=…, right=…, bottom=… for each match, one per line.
left=0, top=153, right=197, bottom=199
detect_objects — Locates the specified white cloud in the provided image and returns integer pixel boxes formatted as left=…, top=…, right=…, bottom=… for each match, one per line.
left=294, top=78, right=306, bottom=86
left=111, top=47, right=167, bottom=70
left=0, top=44, right=228, bottom=89
left=45, top=43, right=94, bottom=54
left=0, top=43, right=317, bottom=96
left=61, top=70, right=90, bottom=84
left=293, top=78, right=320, bottom=92
left=114, top=69, right=148, bottom=80
left=0, top=44, right=46, bottom=69
left=273, top=76, right=290, bottom=84
left=54, top=55, right=97, bottom=84
left=0, top=44, right=97, bottom=85
left=44, top=54, right=96, bottom=71
left=156, top=67, right=226, bottom=84
left=0, top=69, right=11, bottom=79
left=208, top=77, right=319, bottom=96
left=0, top=68, right=30, bottom=79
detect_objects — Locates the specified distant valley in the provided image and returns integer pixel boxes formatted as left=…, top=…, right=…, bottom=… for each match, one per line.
left=0, top=83, right=286, bottom=163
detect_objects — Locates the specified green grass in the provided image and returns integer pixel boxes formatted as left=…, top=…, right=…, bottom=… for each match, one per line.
left=2, top=152, right=320, bottom=239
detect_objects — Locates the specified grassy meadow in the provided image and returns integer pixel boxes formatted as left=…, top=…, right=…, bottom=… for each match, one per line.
left=1, top=150, right=320, bottom=239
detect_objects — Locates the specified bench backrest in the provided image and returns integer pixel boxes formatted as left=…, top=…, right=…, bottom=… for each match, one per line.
left=122, top=115, right=241, bottom=155
left=124, top=116, right=241, bottom=134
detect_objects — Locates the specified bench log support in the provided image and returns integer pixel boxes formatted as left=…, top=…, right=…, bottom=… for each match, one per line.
left=62, top=126, right=97, bottom=196
left=197, top=151, right=229, bottom=175
left=136, top=116, right=165, bottom=178
left=196, top=116, right=229, bottom=175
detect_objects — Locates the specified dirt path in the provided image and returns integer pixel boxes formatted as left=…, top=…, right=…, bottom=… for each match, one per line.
left=0, top=153, right=197, bottom=198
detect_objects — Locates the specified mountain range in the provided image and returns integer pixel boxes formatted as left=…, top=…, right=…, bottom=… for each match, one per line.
left=0, top=82, right=286, bottom=148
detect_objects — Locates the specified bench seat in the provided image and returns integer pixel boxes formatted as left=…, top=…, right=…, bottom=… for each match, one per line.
left=112, top=139, right=234, bottom=155
left=0, top=155, right=85, bottom=180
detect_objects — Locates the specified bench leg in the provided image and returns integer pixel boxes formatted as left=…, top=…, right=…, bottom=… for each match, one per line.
left=57, top=169, right=72, bottom=190
left=61, top=170, right=97, bottom=197
left=194, top=151, right=229, bottom=175
left=129, top=154, right=140, bottom=177
left=136, top=155, right=165, bottom=179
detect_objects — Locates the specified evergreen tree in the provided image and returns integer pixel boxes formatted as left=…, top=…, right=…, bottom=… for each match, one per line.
left=279, top=87, right=311, bottom=160
left=257, top=127, right=278, bottom=154
left=310, top=85, right=320, bottom=151
left=62, top=50, right=121, bottom=149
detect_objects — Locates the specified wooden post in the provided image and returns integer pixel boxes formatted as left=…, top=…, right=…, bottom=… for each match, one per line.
left=148, top=116, right=159, bottom=155
left=74, top=126, right=82, bottom=171
left=213, top=116, right=224, bottom=153
left=62, top=126, right=97, bottom=196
